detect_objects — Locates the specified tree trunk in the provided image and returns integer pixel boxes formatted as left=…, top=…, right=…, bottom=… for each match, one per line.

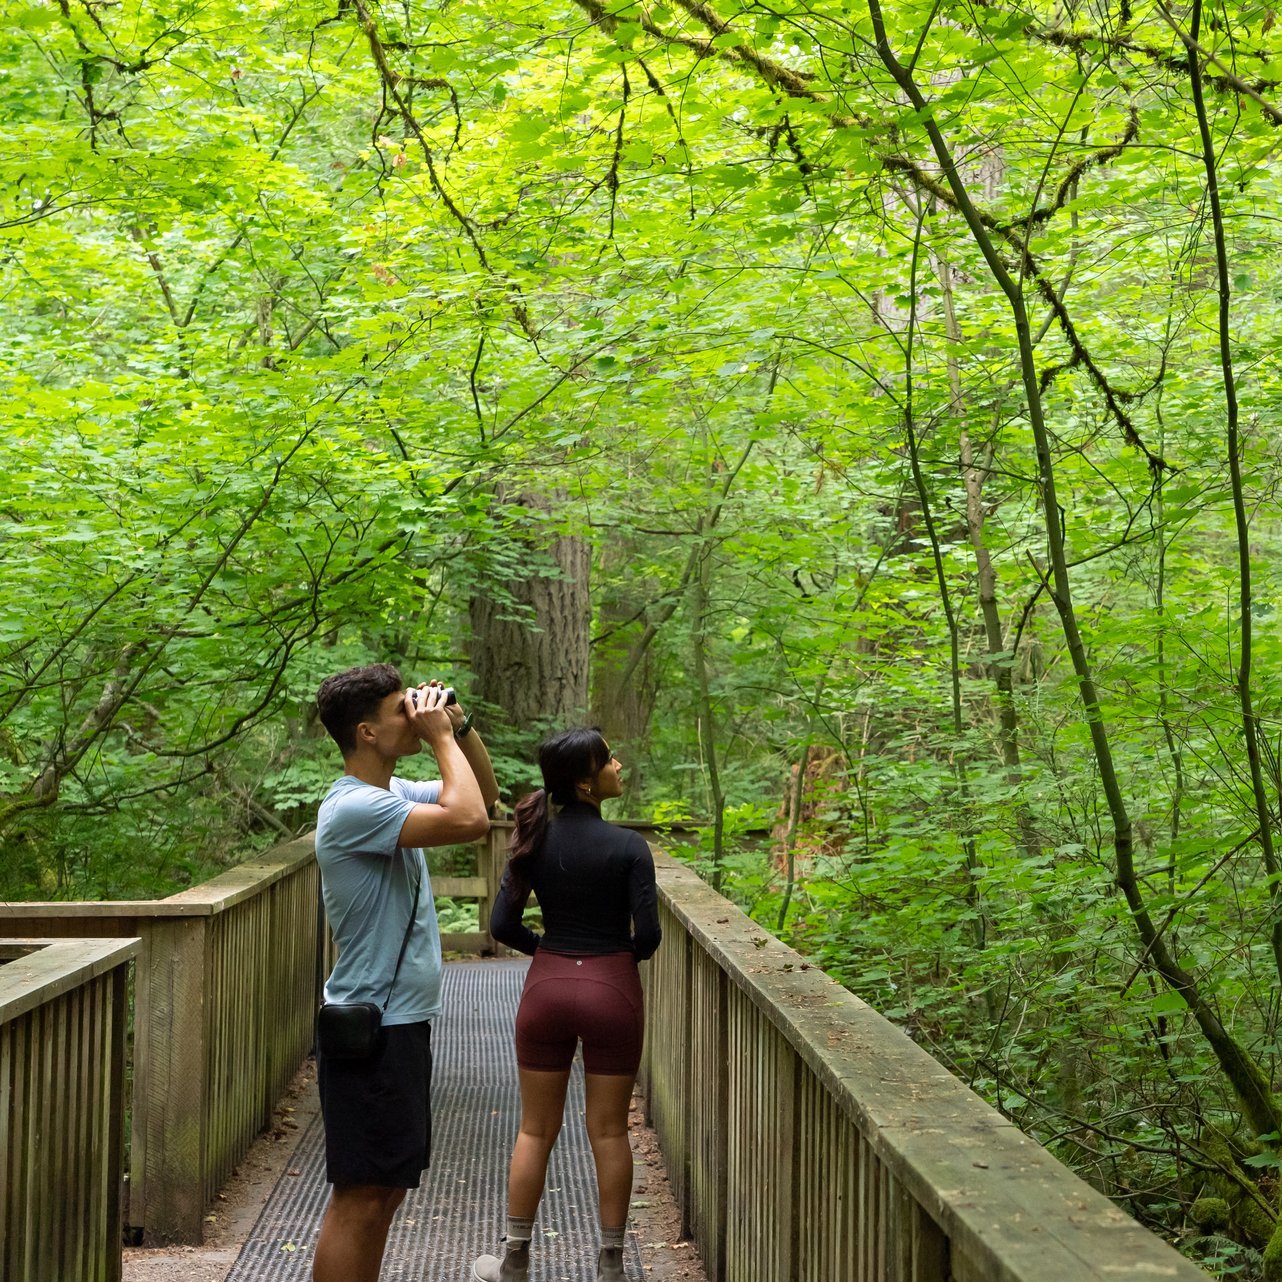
left=590, top=558, right=659, bottom=801
left=690, top=529, right=726, bottom=891
left=469, top=489, right=592, bottom=734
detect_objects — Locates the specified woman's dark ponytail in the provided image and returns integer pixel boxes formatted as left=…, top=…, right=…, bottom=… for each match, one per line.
left=509, top=787, right=549, bottom=870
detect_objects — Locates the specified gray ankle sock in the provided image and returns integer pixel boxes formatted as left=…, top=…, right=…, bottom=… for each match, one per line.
left=600, top=1225, right=626, bottom=1250
left=506, top=1216, right=534, bottom=1247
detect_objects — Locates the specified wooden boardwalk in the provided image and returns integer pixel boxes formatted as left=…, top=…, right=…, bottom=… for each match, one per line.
left=224, top=960, right=647, bottom=1282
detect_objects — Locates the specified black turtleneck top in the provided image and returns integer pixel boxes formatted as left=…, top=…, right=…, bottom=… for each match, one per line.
left=490, top=801, right=662, bottom=960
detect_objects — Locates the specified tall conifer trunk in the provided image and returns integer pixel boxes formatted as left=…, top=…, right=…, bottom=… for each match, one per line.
left=591, top=544, right=659, bottom=799
left=470, top=489, right=591, bottom=733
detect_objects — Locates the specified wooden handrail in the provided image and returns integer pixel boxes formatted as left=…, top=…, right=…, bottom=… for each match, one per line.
left=0, top=835, right=315, bottom=919
left=638, top=849, right=1209, bottom=1282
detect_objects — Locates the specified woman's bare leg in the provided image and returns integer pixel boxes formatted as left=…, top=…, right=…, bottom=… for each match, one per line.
left=507, top=1067, right=572, bottom=1218
left=583, top=1073, right=636, bottom=1228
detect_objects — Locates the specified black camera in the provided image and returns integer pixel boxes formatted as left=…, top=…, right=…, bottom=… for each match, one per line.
left=411, top=686, right=456, bottom=708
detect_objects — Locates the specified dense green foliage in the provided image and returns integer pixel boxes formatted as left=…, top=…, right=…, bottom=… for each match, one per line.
left=5, top=0, right=1282, bottom=1271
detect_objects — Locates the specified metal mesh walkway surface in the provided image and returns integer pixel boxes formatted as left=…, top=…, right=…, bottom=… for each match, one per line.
left=225, top=959, right=645, bottom=1281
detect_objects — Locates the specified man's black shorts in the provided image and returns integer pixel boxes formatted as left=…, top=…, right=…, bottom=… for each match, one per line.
left=317, top=1020, right=432, bottom=1187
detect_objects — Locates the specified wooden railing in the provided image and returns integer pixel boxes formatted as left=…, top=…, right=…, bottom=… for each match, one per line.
left=1, top=936, right=137, bottom=1282
left=438, top=824, right=509, bottom=954
left=0, top=836, right=323, bottom=1244
left=638, top=849, right=1210, bottom=1282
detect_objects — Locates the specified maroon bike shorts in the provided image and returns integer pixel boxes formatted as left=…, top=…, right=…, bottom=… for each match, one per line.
left=515, top=949, right=643, bottom=1076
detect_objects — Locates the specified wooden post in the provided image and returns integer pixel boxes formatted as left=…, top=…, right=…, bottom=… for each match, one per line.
left=131, top=915, right=210, bottom=1243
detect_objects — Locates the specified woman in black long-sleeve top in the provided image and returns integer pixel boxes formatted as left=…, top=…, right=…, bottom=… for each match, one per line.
left=472, top=728, right=661, bottom=1282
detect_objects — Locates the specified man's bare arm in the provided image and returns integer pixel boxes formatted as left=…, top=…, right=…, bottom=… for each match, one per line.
left=397, top=687, right=488, bottom=847
left=456, top=729, right=499, bottom=812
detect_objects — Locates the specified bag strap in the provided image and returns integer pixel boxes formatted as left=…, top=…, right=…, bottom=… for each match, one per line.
left=381, top=860, right=423, bottom=1014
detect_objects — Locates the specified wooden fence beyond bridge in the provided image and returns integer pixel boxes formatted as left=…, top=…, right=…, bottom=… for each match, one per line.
left=1, top=825, right=1208, bottom=1280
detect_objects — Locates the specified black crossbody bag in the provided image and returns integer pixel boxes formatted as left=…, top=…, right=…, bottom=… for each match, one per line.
left=315, top=865, right=421, bottom=1062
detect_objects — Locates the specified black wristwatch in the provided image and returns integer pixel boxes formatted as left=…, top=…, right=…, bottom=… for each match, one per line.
left=454, top=711, right=475, bottom=739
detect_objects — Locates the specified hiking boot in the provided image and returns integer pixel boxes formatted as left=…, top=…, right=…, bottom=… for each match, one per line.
left=471, top=1242, right=529, bottom=1282
left=596, top=1245, right=626, bottom=1282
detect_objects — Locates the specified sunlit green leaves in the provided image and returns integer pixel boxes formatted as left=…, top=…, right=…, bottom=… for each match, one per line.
left=5, top=4, right=1282, bottom=1263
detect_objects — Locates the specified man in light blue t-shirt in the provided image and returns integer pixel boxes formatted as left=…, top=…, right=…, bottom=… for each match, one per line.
left=312, top=663, right=498, bottom=1282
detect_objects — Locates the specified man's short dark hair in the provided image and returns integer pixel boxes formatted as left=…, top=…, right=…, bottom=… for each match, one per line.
left=317, top=663, right=404, bottom=755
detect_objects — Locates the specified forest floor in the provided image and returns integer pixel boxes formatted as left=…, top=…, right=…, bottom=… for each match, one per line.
left=121, top=1058, right=706, bottom=1282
